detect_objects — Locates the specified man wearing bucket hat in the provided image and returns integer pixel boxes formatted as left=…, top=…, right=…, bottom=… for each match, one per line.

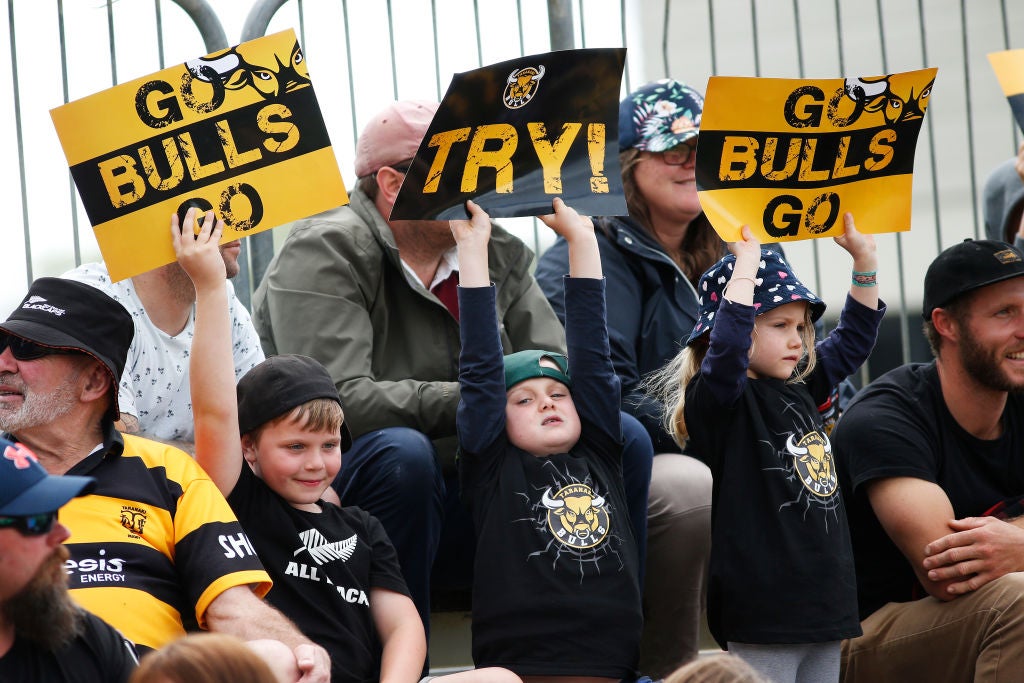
left=0, top=277, right=331, bottom=682
left=251, top=99, right=656, bottom=641
left=0, top=435, right=138, bottom=681
left=834, top=239, right=1024, bottom=681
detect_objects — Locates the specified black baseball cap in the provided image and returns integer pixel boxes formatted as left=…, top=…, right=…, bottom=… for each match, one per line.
left=1, top=277, right=133, bottom=420
left=236, top=354, right=353, bottom=451
left=922, top=239, right=1024, bottom=321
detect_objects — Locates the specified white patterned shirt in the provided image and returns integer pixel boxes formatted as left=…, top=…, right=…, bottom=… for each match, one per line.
left=62, top=262, right=264, bottom=443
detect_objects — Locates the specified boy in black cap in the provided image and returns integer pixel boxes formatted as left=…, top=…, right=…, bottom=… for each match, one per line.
left=177, top=209, right=518, bottom=683
left=452, top=199, right=643, bottom=682
left=0, top=436, right=139, bottom=682
left=834, top=238, right=1024, bottom=682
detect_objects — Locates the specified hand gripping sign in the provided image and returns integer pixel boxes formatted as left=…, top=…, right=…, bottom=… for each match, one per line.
left=696, top=68, right=936, bottom=243
left=50, top=29, right=348, bottom=281
left=390, top=48, right=627, bottom=220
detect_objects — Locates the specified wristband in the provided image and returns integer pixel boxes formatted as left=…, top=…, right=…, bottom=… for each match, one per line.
left=723, top=276, right=757, bottom=296
left=852, top=270, right=877, bottom=287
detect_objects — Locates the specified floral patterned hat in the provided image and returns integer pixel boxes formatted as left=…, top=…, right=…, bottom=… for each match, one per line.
left=618, top=79, right=703, bottom=152
left=685, top=249, right=826, bottom=346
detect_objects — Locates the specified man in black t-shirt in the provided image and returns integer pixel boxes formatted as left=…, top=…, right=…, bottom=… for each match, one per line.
left=834, top=239, right=1024, bottom=683
left=0, top=435, right=137, bottom=682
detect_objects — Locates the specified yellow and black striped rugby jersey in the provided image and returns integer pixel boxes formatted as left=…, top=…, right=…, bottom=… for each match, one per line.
left=58, top=428, right=272, bottom=652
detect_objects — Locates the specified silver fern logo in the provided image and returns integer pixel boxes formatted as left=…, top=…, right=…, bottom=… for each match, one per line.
left=292, top=529, right=357, bottom=565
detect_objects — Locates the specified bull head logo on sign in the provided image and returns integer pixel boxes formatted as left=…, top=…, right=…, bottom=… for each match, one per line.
left=844, top=74, right=934, bottom=126
left=503, top=65, right=545, bottom=109
left=186, top=40, right=310, bottom=101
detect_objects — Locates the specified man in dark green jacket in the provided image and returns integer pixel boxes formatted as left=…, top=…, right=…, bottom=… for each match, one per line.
left=252, top=101, right=654, bottom=638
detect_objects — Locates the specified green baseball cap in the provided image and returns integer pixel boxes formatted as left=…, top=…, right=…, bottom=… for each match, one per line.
left=503, top=350, right=572, bottom=391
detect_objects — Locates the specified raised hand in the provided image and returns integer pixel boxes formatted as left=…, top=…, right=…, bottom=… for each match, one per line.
left=171, top=207, right=226, bottom=291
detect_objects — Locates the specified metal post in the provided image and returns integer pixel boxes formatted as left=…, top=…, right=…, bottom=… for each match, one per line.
left=548, top=0, right=574, bottom=51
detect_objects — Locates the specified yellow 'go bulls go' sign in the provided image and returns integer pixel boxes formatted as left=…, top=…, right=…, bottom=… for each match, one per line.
left=696, top=68, right=936, bottom=243
left=50, top=29, right=348, bottom=281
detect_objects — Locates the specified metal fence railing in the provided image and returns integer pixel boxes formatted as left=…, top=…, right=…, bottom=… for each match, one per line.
left=5, top=0, right=1024, bottom=381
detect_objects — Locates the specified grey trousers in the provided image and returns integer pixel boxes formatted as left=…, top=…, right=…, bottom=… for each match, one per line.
left=639, top=453, right=713, bottom=678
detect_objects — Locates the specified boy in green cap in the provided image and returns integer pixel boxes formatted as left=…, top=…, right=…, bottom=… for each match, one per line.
left=453, top=198, right=643, bottom=683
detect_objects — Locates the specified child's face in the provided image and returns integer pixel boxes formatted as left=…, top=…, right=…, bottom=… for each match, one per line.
left=748, top=301, right=810, bottom=380
left=242, top=416, right=343, bottom=511
left=505, top=360, right=581, bottom=457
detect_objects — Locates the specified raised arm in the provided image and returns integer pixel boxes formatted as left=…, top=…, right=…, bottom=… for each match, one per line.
left=173, top=208, right=243, bottom=496
left=537, top=197, right=601, bottom=279
left=453, top=201, right=508, bottom=454
left=833, top=212, right=879, bottom=311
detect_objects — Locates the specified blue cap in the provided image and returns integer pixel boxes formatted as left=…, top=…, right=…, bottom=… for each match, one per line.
left=618, top=79, right=703, bottom=152
left=686, top=249, right=825, bottom=346
left=0, top=436, right=95, bottom=516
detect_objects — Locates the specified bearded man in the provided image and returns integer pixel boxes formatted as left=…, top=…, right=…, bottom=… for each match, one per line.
left=0, top=277, right=330, bottom=682
left=0, top=435, right=137, bottom=681
left=833, top=239, right=1024, bottom=682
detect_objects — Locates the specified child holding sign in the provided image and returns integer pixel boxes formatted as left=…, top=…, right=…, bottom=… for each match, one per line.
left=651, top=215, right=884, bottom=683
left=452, top=198, right=644, bottom=682
left=174, top=207, right=520, bottom=683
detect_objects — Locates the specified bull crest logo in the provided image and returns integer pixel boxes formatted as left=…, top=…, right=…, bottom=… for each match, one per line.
left=541, top=483, right=610, bottom=549
left=786, top=431, right=838, bottom=498
left=503, top=65, right=545, bottom=109
left=120, top=507, right=147, bottom=536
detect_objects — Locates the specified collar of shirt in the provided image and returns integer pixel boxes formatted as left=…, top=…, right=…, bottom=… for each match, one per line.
left=401, top=246, right=460, bottom=290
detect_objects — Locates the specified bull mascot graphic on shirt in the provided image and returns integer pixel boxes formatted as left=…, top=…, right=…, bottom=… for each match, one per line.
left=503, top=65, right=545, bottom=109
left=786, top=431, right=838, bottom=498
left=541, top=483, right=610, bottom=549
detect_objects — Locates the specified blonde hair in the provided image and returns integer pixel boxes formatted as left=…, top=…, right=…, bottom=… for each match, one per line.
left=644, top=337, right=709, bottom=445
left=647, top=303, right=818, bottom=444
left=129, top=633, right=279, bottom=683
left=664, top=653, right=770, bottom=683
left=246, top=397, right=344, bottom=442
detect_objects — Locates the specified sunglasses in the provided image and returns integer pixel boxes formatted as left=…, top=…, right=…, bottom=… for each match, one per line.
left=0, top=334, right=77, bottom=362
left=0, top=510, right=58, bottom=536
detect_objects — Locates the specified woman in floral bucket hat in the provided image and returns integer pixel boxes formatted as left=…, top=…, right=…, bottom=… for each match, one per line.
left=536, top=78, right=730, bottom=675
left=650, top=218, right=885, bottom=683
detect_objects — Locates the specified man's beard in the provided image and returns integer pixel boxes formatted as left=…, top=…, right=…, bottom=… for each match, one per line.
left=1, top=545, right=83, bottom=651
left=959, top=332, right=1024, bottom=393
left=0, top=370, right=81, bottom=434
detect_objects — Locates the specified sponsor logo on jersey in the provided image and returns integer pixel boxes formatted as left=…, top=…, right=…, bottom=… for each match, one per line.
left=65, top=548, right=128, bottom=585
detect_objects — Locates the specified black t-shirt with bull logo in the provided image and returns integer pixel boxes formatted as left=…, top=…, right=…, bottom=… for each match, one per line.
left=683, top=296, right=884, bottom=648
left=457, top=281, right=643, bottom=679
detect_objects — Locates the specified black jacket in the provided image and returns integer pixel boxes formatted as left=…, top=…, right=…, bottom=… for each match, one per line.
left=536, top=214, right=715, bottom=453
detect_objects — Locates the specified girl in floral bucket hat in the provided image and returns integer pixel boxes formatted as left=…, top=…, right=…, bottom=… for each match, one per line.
left=650, top=216, right=885, bottom=683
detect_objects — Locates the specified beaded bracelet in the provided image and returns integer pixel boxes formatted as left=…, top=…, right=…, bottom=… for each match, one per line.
left=852, top=270, right=877, bottom=287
